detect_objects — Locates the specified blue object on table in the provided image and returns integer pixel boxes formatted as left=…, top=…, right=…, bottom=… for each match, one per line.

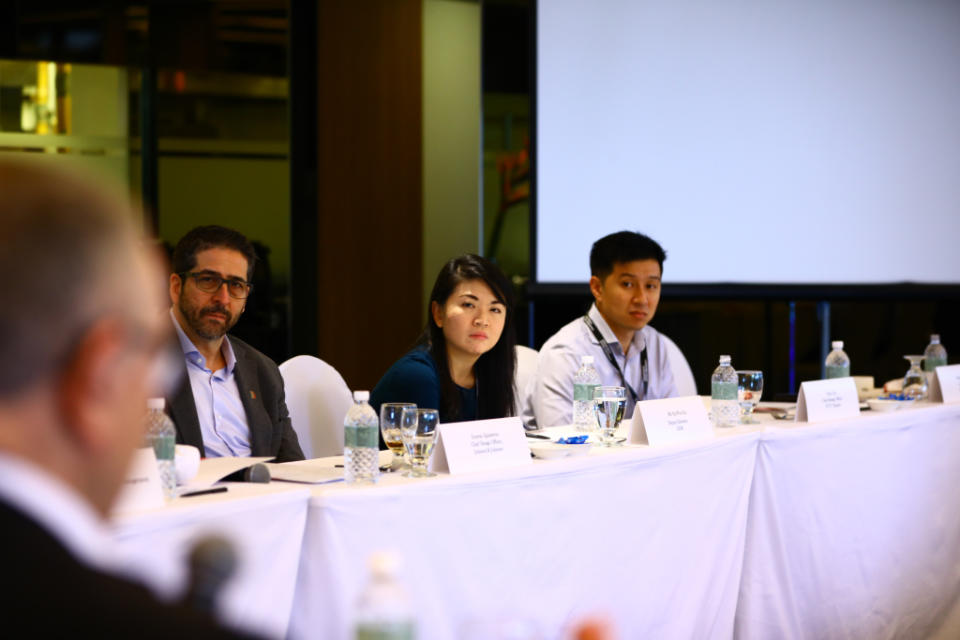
left=556, top=435, right=589, bottom=445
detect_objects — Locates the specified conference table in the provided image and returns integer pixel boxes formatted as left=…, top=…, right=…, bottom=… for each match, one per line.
left=111, top=401, right=960, bottom=639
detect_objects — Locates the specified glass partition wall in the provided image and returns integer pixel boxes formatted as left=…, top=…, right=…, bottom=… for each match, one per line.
left=0, top=3, right=292, bottom=361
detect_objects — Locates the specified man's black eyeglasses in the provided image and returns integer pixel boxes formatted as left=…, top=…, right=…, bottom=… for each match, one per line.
left=180, top=272, right=253, bottom=299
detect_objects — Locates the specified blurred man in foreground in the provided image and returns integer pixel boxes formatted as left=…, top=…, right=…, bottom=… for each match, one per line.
left=0, top=160, right=256, bottom=636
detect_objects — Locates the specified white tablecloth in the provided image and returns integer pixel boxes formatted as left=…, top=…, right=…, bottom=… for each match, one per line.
left=111, top=482, right=311, bottom=639
left=104, top=403, right=960, bottom=640
left=736, top=404, right=960, bottom=640
left=288, top=433, right=759, bottom=639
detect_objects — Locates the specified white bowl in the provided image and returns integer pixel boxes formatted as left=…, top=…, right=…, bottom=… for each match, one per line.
left=529, top=442, right=593, bottom=459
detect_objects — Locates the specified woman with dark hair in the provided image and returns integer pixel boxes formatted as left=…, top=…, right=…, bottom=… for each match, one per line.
left=371, top=254, right=517, bottom=423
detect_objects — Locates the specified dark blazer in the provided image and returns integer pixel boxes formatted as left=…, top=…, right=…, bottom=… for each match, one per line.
left=1, top=499, right=258, bottom=637
left=167, top=335, right=304, bottom=462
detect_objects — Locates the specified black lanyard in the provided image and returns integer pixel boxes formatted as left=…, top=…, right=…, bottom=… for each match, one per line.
left=582, top=315, right=647, bottom=403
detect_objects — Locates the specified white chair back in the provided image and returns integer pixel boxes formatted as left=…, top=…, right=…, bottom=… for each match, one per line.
left=279, top=355, right=353, bottom=459
left=662, top=335, right=698, bottom=397
left=514, top=345, right=540, bottom=417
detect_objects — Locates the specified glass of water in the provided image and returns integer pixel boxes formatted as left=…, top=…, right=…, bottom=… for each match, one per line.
left=736, top=370, right=764, bottom=423
left=380, top=403, right=416, bottom=469
left=400, top=407, right=439, bottom=478
left=902, top=355, right=928, bottom=400
left=593, top=386, right=626, bottom=446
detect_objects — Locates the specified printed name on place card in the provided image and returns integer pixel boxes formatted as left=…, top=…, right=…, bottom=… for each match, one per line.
left=430, top=417, right=532, bottom=475
left=112, top=447, right=166, bottom=514
left=928, top=364, right=960, bottom=404
left=795, top=377, right=859, bottom=423
left=630, top=396, right=713, bottom=446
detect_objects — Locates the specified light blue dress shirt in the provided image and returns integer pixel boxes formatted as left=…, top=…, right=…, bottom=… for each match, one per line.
left=170, top=310, right=252, bottom=457
left=524, top=304, right=678, bottom=428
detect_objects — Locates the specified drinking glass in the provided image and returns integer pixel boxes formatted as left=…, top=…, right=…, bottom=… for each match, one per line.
left=902, top=355, right=928, bottom=400
left=400, top=407, right=439, bottom=478
left=593, top=386, right=626, bottom=446
left=736, top=370, right=764, bottom=423
left=380, top=402, right=416, bottom=469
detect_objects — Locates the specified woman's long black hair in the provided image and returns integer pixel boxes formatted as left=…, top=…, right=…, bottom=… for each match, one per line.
left=419, top=254, right=517, bottom=421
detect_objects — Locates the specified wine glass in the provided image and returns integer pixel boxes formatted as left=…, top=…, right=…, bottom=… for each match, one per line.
left=736, top=370, right=764, bottom=424
left=380, top=403, right=416, bottom=470
left=902, top=355, right=928, bottom=400
left=400, top=407, right=439, bottom=478
left=593, top=386, right=626, bottom=446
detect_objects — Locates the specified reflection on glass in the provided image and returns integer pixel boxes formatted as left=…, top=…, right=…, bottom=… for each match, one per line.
left=737, top=370, right=764, bottom=424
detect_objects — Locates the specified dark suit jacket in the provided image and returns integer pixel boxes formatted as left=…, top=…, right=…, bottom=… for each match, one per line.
left=167, top=335, right=304, bottom=462
left=1, top=499, right=258, bottom=637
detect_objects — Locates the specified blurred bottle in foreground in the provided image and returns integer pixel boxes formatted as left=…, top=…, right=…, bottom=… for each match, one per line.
left=710, top=355, right=739, bottom=427
left=824, top=341, right=850, bottom=379
left=355, top=551, right=415, bottom=640
left=924, top=334, right=948, bottom=372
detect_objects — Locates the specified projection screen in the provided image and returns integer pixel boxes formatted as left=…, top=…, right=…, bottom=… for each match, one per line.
left=535, top=0, right=960, bottom=286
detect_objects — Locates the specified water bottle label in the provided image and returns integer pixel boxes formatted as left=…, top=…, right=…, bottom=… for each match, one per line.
left=150, top=434, right=175, bottom=461
left=574, top=383, right=598, bottom=402
left=924, top=357, right=947, bottom=372
left=345, top=424, right=379, bottom=448
left=356, top=622, right=415, bottom=640
left=825, top=365, right=849, bottom=379
left=711, top=381, right=737, bottom=400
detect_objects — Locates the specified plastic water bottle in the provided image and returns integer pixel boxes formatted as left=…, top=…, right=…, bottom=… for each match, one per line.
left=572, top=355, right=601, bottom=431
left=354, top=551, right=415, bottom=640
left=924, top=334, right=948, bottom=372
left=824, top=340, right=850, bottom=379
left=344, top=391, right=380, bottom=484
left=710, top=355, right=739, bottom=427
left=144, top=398, right=176, bottom=499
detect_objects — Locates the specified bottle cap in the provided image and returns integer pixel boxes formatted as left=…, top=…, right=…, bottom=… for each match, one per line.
left=931, top=334, right=940, bottom=343
left=581, top=355, right=594, bottom=365
left=147, top=397, right=165, bottom=410
left=831, top=341, right=844, bottom=350
left=368, top=550, right=401, bottom=578
left=353, top=390, right=370, bottom=402
left=719, top=354, right=731, bottom=363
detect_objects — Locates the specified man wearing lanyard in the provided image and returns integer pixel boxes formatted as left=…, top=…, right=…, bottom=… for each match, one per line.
left=526, top=231, right=679, bottom=427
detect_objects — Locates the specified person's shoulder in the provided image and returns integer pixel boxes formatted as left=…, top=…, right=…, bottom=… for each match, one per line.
left=540, top=315, right=589, bottom=353
left=227, top=335, right=278, bottom=370
left=386, top=348, right=438, bottom=381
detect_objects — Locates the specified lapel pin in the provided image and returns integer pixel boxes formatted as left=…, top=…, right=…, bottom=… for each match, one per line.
left=250, top=390, right=257, bottom=400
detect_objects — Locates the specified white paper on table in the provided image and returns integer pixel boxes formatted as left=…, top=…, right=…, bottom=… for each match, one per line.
left=929, top=364, right=960, bottom=404
left=264, top=461, right=345, bottom=485
left=796, top=378, right=860, bottom=423
left=630, top=396, right=714, bottom=446
left=112, top=447, right=166, bottom=515
left=183, top=456, right=274, bottom=488
left=431, top=417, right=532, bottom=474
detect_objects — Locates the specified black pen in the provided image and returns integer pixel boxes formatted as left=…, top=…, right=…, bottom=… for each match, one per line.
left=180, top=486, right=228, bottom=498
left=525, top=432, right=551, bottom=440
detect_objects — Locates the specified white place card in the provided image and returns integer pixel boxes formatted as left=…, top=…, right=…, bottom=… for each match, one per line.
left=630, top=396, right=714, bottom=446
left=928, top=364, right=960, bottom=403
left=112, top=447, right=165, bottom=515
left=795, top=377, right=860, bottom=423
left=431, top=417, right=532, bottom=475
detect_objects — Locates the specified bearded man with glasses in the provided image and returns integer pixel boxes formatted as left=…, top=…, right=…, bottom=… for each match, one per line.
left=167, top=226, right=303, bottom=462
